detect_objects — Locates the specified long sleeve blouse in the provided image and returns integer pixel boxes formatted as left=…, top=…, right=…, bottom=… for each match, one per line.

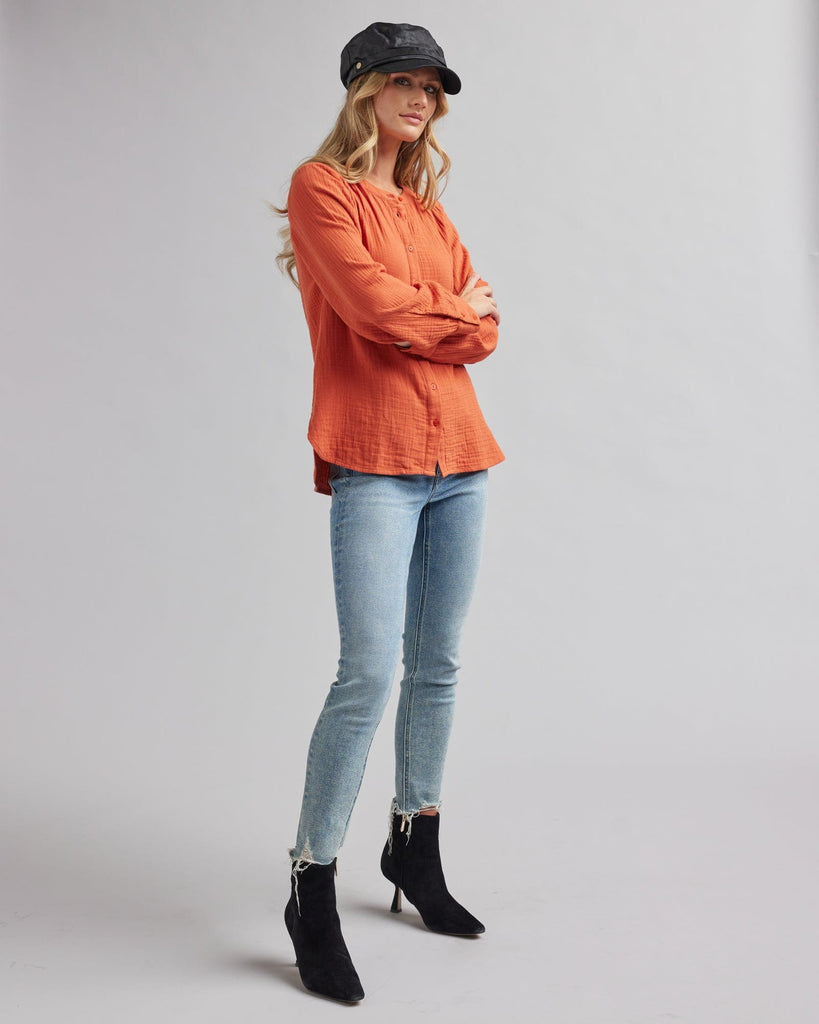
left=287, top=161, right=504, bottom=494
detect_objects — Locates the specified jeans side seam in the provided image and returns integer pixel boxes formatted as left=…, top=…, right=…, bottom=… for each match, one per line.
left=400, top=503, right=431, bottom=808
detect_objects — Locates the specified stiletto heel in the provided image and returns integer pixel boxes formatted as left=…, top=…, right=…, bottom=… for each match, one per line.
left=390, top=885, right=402, bottom=913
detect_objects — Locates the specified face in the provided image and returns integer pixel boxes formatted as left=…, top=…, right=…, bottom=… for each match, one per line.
left=372, top=68, right=441, bottom=145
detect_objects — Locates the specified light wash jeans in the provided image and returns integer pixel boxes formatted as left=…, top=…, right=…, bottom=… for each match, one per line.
left=289, top=464, right=489, bottom=865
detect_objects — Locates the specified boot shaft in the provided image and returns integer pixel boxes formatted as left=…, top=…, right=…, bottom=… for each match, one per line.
left=288, top=858, right=339, bottom=918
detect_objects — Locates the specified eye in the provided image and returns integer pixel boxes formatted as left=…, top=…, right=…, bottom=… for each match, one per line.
left=424, top=84, right=440, bottom=96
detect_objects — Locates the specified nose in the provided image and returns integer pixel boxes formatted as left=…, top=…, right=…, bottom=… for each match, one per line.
left=412, top=87, right=428, bottom=107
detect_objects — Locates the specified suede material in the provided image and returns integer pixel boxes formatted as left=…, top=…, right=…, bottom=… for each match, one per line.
left=284, top=859, right=365, bottom=1002
left=380, top=813, right=485, bottom=935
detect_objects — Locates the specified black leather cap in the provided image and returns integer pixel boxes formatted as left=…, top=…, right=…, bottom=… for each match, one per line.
left=340, top=22, right=461, bottom=94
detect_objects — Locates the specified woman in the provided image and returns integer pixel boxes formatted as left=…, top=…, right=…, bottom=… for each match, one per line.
left=275, top=22, right=503, bottom=1003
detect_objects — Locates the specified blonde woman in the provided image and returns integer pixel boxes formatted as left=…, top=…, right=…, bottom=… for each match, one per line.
left=275, top=22, right=503, bottom=1003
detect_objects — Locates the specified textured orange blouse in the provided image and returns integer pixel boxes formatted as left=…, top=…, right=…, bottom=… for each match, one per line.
left=287, top=162, right=504, bottom=494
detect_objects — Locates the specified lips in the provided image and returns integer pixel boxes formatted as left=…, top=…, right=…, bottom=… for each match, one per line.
left=400, top=113, right=424, bottom=126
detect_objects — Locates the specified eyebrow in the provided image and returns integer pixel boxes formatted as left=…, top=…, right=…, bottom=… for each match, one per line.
left=393, top=71, right=441, bottom=85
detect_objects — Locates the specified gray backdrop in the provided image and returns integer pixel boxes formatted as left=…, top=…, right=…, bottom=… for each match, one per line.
left=2, top=1, right=818, bottom=1021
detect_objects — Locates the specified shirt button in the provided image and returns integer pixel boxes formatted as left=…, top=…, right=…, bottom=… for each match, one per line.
left=432, top=419, right=440, bottom=427
left=430, top=383, right=438, bottom=390
left=408, top=245, right=414, bottom=252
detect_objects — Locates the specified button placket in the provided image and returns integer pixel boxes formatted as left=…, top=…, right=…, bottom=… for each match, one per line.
left=426, top=368, right=443, bottom=437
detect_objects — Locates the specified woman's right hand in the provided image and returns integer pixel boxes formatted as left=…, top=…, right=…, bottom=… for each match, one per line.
left=459, top=272, right=500, bottom=325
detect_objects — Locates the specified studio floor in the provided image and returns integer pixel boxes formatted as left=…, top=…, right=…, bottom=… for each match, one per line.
left=2, top=760, right=817, bottom=1023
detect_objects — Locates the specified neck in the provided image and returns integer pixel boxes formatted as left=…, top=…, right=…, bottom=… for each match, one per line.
left=367, top=141, right=402, bottom=194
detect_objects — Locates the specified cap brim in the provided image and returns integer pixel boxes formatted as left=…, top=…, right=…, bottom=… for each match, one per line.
left=368, top=54, right=461, bottom=94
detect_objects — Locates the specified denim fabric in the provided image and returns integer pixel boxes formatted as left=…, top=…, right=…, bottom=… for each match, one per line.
left=290, top=464, right=488, bottom=865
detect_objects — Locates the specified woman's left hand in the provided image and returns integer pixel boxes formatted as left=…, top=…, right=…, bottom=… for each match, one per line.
left=459, top=272, right=500, bottom=325
left=393, top=272, right=499, bottom=350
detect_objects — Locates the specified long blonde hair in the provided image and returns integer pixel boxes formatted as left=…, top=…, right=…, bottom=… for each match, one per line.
left=272, top=70, right=451, bottom=286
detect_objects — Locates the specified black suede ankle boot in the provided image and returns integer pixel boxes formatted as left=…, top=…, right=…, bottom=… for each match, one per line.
left=284, top=859, right=365, bottom=1002
left=380, top=812, right=485, bottom=935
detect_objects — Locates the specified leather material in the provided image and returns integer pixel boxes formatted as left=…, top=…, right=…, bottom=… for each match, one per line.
left=340, top=22, right=461, bottom=94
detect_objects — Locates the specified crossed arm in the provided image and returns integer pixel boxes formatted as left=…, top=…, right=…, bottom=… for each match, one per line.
left=288, top=163, right=499, bottom=365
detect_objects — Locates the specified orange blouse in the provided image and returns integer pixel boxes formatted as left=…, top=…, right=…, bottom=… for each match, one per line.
left=287, top=162, right=504, bottom=494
